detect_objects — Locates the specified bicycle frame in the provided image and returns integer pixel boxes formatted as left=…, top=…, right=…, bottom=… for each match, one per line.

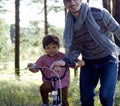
left=29, top=65, right=68, bottom=106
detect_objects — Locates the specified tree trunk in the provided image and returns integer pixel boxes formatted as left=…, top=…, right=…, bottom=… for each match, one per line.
left=64, top=7, right=67, bottom=22
left=44, top=0, right=48, bottom=35
left=112, top=0, right=120, bottom=23
left=112, top=0, right=120, bottom=48
left=102, top=0, right=111, bottom=13
left=15, top=0, right=20, bottom=76
left=112, top=0, right=120, bottom=80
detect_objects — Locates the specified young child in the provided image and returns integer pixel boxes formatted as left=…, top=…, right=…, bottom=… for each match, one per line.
left=27, top=34, right=84, bottom=106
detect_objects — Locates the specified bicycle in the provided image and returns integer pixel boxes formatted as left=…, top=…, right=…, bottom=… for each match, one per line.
left=27, top=65, right=71, bottom=106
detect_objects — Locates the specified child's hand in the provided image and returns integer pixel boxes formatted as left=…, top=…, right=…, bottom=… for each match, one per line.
left=27, top=63, right=38, bottom=72
left=27, top=63, right=34, bottom=69
left=75, top=60, right=85, bottom=68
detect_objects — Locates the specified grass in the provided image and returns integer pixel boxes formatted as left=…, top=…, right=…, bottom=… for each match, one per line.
left=0, top=62, right=120, bottom=106
left=0, top=74, right=41, bottom=106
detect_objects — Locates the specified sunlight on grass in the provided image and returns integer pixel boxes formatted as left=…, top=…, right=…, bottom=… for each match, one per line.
left=0, top=74, right=41, bottom=106
left=0, top=62, right=120, bottom=106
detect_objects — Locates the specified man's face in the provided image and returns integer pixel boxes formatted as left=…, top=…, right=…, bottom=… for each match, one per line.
left=63, top=0, right=82, bottom=16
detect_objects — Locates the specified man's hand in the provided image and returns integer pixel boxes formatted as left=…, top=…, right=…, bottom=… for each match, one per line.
left=50, top=60, right=66, bottom=71
left=75, top=60, right=85, bottom=68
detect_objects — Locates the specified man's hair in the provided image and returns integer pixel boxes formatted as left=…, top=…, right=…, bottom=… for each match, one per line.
left=42, top=34, right=60, bottom=49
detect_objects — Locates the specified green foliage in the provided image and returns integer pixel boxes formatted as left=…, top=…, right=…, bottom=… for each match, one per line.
left=31, top=0, right=44, bottom=4
left=0, top=0, right=65, bottom=63
left=0, top=0, right=8, bottom=13
left=0, top=19, right=14, bottom=61
left=0, top=72, right=120, bottom=106
left=48, top=25, right=63, bottom=39
left=115, top=82, right=120, bottom=105
left=0, top=79, right=41, bottom=106
left=20, top=26, right=44, bottom=60
left=68, top=78, right=81, bottom=105
left=68, top=78, right=120, bottom=106
left=19, top=21, right=64, bottom=60
left=0, top=18, right=64, bottom=62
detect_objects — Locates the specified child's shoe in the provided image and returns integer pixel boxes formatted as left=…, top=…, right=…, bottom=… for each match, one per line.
left=41, top=103, right=50, bottom=106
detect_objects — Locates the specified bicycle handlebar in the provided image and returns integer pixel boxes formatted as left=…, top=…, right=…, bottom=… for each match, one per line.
left=27, top=65, right=68, bottom=81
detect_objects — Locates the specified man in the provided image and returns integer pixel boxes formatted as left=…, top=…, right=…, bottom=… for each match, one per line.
left=50, top=0, right=120, bottom=106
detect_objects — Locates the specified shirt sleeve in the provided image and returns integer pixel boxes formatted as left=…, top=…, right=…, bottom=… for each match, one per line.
left=63, top=40, right=82, bottom=65
left=102, top=8, right=120, bottom=41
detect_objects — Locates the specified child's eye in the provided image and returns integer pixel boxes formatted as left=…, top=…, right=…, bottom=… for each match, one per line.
left=53, top=46, right=56, bottom=49
left=46, top=47, right=50, bottom=49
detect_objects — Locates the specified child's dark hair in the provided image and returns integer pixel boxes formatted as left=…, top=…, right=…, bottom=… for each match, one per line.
left=42, top=34, right=60, bottom=49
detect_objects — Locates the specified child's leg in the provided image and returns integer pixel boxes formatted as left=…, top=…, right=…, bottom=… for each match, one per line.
left=40, top=82, right=53, bottom=104
left=58, top=86, right=69, bottom=106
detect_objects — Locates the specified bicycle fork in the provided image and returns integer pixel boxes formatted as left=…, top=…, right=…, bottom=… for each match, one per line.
left=52, top=80, right=62, bottom=106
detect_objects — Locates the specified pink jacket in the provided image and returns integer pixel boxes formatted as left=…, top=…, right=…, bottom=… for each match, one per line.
left=35, top=52, right=70, bottom=89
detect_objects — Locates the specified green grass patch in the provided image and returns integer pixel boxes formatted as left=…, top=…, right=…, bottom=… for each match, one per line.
left=0, top=78, right=41, bottom=106
left=0, top=68, right=120, bottom=106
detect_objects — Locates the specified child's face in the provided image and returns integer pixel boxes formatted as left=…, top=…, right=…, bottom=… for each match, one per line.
left=45, top=43, right=59, bottom=57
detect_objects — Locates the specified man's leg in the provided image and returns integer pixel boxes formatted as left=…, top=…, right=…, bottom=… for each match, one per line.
left=99, top=59, right=118, bottom=106
left=80, top=63, right=99, bottom=106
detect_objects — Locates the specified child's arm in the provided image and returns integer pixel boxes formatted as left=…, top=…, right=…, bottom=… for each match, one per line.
left=27, top=63, right=39, bottom=73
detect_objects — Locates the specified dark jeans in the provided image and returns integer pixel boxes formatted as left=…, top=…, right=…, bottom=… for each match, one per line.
left=40, top=82, right=69, bottom=106
left=80, top=55, right=118, bottom=106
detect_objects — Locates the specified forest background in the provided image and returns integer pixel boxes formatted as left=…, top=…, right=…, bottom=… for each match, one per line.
left=0, top=0, right=120, bottom=106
